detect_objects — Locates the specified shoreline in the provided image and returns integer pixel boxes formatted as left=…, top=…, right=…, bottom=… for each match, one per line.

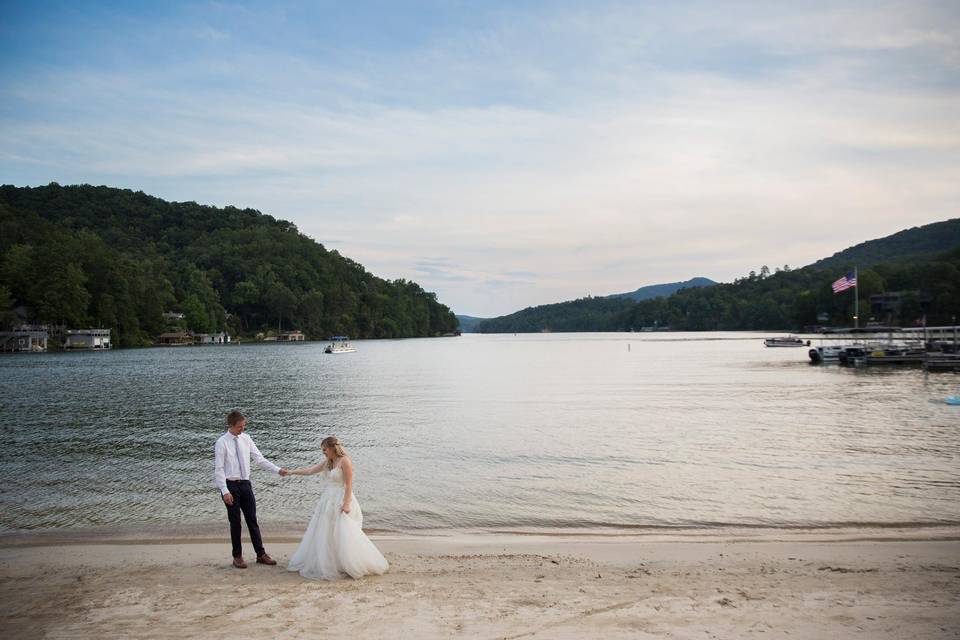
left=2, top=527, right=958, bottom=638
left=3, top=523, right=959, bottom=548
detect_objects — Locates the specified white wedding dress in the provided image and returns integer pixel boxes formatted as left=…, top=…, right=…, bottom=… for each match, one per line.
left=287, top=462, right=389, bottom=580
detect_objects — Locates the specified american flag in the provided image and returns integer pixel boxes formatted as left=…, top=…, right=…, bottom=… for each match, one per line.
left=832, top=272, right=857, bottom=293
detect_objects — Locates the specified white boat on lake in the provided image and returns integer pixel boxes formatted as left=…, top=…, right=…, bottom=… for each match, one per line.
left=324, top=336, right=357, bottom=354
left=808, top=345, right=848, bottom=363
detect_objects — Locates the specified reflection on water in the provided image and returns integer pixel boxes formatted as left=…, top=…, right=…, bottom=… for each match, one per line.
left=0, top=333, right=958, bottom=533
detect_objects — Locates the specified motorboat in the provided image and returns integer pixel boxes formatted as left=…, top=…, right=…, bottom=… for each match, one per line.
left=324, top=336, right=356, bottom=354
left=808, top=345, right=848, bottom=363
left=764, top=336, right=808, bottom=347
left=812, top=340, right=928, bottom=367
left=810, top=344, right=871, bottom=365
left=863, top=344, right=926, bottom=365
left=837, top=346, right=869, bottom=367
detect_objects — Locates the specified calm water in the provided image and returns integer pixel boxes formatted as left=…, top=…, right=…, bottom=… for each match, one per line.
left=0, top=333, right=958, bottom=534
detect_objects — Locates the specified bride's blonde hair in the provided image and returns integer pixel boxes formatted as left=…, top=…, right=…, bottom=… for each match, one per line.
left=321, top=436, right=347, bottom=469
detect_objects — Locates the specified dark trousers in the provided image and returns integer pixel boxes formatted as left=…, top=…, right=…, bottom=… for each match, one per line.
left=224, top=479, right=265, bottom=558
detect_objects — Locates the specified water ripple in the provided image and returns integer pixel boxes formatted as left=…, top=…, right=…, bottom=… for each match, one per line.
left=0, top=333, right=958, bottom=533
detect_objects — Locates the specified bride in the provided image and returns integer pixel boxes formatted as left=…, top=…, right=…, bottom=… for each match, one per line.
left=286, top=436, right=389, bottom=580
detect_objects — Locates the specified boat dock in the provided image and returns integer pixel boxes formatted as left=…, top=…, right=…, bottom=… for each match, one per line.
left=0, top=330, right=48, bottom=352
left=807, top=325, right=959, bottom=370
left=63, top=329, right=112, bottom=350
left=925, top=354, right=960, bottom=372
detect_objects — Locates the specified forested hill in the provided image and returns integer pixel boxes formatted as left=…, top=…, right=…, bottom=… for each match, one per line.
left=475, top=296, right=636, bottom=334
left=811, top=219, right=960, bottom=272
left=454, top=315, right=488, bottom=333
left=610, top=277, right=716, bottom=301
left=0, top=183, right=458, bottom=346
left=476, top=218, right=960, bottom=333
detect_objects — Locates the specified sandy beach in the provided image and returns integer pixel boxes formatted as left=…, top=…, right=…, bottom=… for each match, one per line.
left=1, top=527, right=958, bottom=639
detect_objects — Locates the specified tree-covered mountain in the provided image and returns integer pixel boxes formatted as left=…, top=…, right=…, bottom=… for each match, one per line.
left=0, top=183, right=458, bottom=345
left=454, top=315, right=488, bottom=333
left=475, top=219, right=960, bottom=333
left=609, top=277, right=716, bottom=302
left=811, top=219, right=960, bottom=272
left=474, top=277, right=716, bottom=333
left=473, top=296, right=636, bottom=334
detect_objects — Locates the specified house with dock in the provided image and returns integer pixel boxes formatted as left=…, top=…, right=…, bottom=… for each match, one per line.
left=157, top=331, right=194, bottom=346
left=277, top=330, right=305, bottom=342
left=63, top=329, right=112, bottom=350
left=0, top=328, right=49, bottom=352
left=1, top=325, right=113, bottom=352
left=194, top=332, right=231, bottom=344
left=156, top=330, right=232, bottom=346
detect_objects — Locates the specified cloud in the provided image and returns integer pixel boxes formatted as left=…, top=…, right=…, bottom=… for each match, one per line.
left=192, top=26, right=230, bottom=42
left=1, top=1, right=958, bottom=316
left=412, top=261, right=470, bottom=282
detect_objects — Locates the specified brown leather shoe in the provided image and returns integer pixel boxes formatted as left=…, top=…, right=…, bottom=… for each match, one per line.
left=232, top=556, right=247, bottom=569
left=256, top=553, right=277, bottom=566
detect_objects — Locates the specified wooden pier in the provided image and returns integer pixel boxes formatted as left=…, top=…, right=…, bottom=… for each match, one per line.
left=808, top=325, right=960, bottom=371
left=924, top=354, right=960, bottom=372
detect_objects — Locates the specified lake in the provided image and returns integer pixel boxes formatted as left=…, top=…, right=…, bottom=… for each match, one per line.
left=0, top=333, right=958, bottom=534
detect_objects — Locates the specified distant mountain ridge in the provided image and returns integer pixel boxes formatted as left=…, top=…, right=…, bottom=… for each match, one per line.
left=474, top=217, right=960, bottom=333
left=609, top=277, right=717, bottom=301
left=458, top=277, right=715, bottom=333
left=455, top=315, right=487, bottom=333
left=811, top=218, right=960, bottom=271
left=473, top=296, right=635, bottom=334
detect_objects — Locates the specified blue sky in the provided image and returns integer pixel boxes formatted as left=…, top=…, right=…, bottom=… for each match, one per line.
left=2, top=1, right=959, bottom=316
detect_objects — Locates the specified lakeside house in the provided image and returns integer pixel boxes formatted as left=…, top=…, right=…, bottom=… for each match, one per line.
left=0, top=328, right=49, bottom=352
left=63, top=329, right=111, bottom=350
left=157, top=330, right=232, bottom=346
left=157, top=331, right=194, bottom=346
left=1, top=325, right=112, bottom=352
left=277, top=330, right=305, bottom=342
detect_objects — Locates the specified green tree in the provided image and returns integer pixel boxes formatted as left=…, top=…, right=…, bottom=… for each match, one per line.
left=0, top=285, right=16, bottom=329
left=267, top=283, right=297, bottom=332
left=2, top=244, right=34, bottom=303
left=37, top=262, right=90, bottom=326
left=182, top=294, right=211, bottom=333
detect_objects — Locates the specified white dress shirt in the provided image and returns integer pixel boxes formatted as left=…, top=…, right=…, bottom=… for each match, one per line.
left=213, top=431, right=281, bottom=496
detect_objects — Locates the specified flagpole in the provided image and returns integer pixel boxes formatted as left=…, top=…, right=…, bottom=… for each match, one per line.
left=854, top=266, right=859, bottom=329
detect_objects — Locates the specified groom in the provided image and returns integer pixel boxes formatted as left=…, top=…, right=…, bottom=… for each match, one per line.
left=214, top=410, right=288, bottom=569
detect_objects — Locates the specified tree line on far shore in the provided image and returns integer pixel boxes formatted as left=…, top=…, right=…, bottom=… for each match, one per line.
left=0, top=183, right=458, bottom=346
left=476, top=220, right=960, bottom=333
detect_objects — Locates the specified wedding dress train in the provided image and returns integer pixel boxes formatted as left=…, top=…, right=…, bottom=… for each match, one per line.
left=287, top=463, right=389, bottom=580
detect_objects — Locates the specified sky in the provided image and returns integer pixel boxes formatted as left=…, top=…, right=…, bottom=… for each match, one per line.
left=1, top=1, right=959, bottom=317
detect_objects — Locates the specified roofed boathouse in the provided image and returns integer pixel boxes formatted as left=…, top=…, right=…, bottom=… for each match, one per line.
left=194, top=332, right=231, bottom=344
left=63, top=329, right=111, bottom=349
left=157, top=331, right=194, bottom=346
left=0, top=330, right=49, bottom=352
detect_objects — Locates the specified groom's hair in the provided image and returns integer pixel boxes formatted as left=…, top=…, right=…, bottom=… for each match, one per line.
left=226, top=410, right=245, bottom=426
